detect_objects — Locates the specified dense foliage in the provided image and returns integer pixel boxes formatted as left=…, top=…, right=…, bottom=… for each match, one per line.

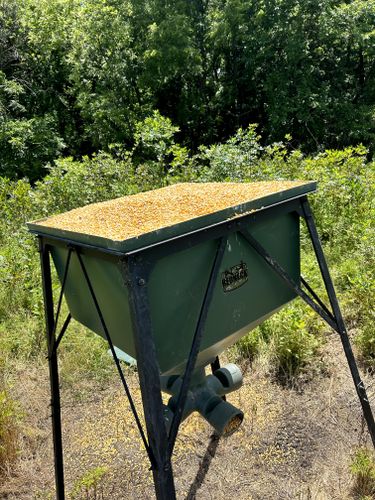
left=1, top=0, right=375, bottom=180
left=0, top=120, right=374, bottom=380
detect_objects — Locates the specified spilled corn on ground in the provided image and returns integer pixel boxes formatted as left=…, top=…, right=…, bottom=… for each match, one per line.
left=35, top=181, right=308, bottom=241
left=66, top=369, right=293, bottom=497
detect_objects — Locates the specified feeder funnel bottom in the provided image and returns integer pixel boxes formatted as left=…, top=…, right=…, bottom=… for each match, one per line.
left=161, top=363, right=244, bottom=436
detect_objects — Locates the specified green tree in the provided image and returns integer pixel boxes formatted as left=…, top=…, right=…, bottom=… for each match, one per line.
left=0, top=0, right=68, bottom=179
left=68, top=0, right=146, bottom=149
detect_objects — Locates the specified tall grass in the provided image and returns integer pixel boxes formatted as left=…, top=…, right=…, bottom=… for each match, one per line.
left=350, top=448, right=375, bottom=498
left=0, top=387, right=20, bottom=475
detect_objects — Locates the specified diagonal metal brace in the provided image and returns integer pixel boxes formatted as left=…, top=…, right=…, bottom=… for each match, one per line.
left=300, top=276, right=334, bottom=321
left=52, top=313, right=72, bottom=355
left=240, top=217, right=375, bottom=448
left=47, top=248, right=72, bottom=359
left=167, top=236, right=227, bottom=456
left=240, top=229, right=338, bottom=332
left=74, top=248, right=156, bottom=468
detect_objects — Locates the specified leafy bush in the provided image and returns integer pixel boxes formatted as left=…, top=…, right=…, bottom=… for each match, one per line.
left=34, top=152, right=136, bottom=215
left=0, top=114, right=65, bottom=181
left=236, top=302, right=323, bottom=380
left=197, top=125, right=263, bottom=182
left=132, top=111, right=180, bottom=164
left=196, top=128, right=373, bottom=257
left=0, top=180, right=41, bottom=324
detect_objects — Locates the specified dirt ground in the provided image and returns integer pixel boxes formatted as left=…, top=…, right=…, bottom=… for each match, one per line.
left=1, top=331, right=374, bottom=500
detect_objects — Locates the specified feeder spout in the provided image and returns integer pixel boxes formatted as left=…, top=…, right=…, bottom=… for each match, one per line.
left=162, top=363, right=244, bottom=437
left=201, top=396, right=243, bottom=436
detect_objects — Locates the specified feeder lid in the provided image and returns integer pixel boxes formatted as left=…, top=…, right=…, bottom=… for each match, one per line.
left=28, top=181, right=316, bottom=253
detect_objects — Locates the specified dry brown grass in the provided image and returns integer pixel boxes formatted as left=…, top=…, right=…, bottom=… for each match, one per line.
left=0, top=334, right=373, bottom=499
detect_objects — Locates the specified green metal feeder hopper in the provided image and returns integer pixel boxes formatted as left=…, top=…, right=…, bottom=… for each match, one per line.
left=28, top=181, right=375, bottom=500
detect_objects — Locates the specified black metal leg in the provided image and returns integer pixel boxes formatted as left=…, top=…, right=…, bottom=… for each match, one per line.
left=210, top=357, right=226, bottom=401
left=39, top=238, right=65, bottom=499
left=126, top=258, right=176, bottom=500
left=241, top=219, right=375, bottom=448
left=301, top=199, right=375, bottom=447
left=210, top=357, right=221, bottom=373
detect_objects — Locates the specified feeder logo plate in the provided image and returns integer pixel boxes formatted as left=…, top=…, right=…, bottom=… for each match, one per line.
left=221, top=261, right=248, bottom=292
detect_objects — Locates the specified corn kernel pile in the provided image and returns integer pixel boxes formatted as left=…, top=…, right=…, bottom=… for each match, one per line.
left=36, top=181, right=308, bottom=241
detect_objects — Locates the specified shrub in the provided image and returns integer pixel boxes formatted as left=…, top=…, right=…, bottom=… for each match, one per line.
left=197, top=125, right=263, bottom=182
left=34, top=152, right=137, bottom=216
left=131, top=111, right=194, bottom=189
left=236, top=302, right=323, bottom=380
left=0, top=115, right=65, bottom=181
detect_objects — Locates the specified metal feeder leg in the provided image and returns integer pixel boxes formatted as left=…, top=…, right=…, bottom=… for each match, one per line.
left=39, top=238, right=65, bottom=500
left=301, top=198, right=375, bottom=447
left=126, top=259, right=176, bottom=500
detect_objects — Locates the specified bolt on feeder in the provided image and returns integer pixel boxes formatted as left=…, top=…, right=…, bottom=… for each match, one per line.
left=28, top=181, right=375, bottom=500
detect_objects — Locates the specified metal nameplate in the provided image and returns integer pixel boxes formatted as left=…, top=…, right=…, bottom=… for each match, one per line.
left=221, top=261, right=248, bottom=292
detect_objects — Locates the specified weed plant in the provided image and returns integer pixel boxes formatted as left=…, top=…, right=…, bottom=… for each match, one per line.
left=70, top=466, right=108, bottom=499
left=350, top=447, right=375, bottom=498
